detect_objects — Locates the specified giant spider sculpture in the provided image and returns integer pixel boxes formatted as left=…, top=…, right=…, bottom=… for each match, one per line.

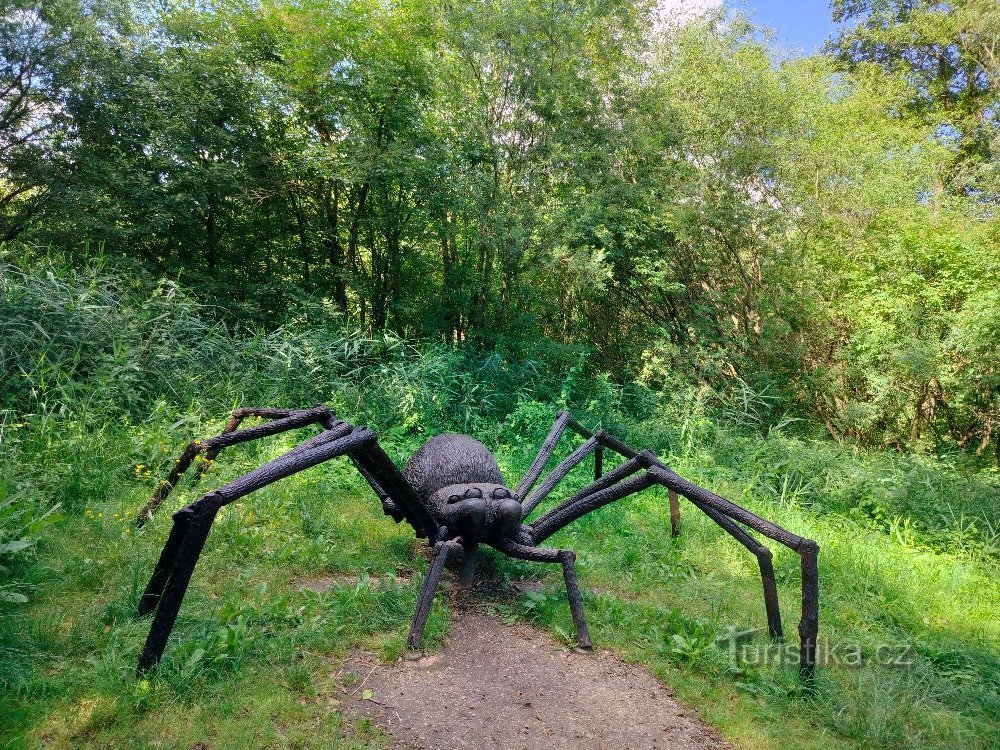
left=134, top=406, right=820, bottom=677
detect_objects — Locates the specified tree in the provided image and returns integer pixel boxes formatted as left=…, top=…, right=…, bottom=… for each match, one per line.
left=831, top=0, right=1000, bottom=198
left=0, top=0, right=78, bottom=240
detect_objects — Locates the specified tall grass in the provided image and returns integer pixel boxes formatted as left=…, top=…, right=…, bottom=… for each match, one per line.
left=1, top=257, right=998, bottom=749
left=0, top=258, right=556, bottom=426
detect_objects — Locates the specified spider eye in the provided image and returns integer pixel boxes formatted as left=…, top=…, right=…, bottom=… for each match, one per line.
left=492, top=487, right=511, bottom=499
left=463, top=487, right=483, bottom=499
left=447, top=494, right=462, bottom=504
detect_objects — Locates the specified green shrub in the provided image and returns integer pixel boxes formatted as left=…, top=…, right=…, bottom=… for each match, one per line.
left=0, top=471, right=62, bottom=605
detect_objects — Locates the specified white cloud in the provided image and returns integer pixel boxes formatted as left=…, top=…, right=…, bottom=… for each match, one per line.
left=653, top=0, right=723, bottom=27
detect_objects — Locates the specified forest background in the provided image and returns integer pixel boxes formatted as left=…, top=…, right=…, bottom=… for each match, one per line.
left=1, top=1, right=998, bottom=749
left=3, top=0, right=998, bottom=455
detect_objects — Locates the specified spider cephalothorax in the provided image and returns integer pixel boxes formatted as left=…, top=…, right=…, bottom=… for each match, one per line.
left=133, top=407, right=820, bottom=680
left=403, top=434, right=523, bottom=544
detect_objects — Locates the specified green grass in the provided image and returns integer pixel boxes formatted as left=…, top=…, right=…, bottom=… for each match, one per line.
left=2, top=411, right=998, bottom=750
left=0, top=427, right=438, bottom=749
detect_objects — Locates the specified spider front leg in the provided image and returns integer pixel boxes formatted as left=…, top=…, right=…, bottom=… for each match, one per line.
left=496, top=540, right=592, bottom=649
left=136, top=426, right=376, bottom=672
left=407, top=540, right=464, bottom=650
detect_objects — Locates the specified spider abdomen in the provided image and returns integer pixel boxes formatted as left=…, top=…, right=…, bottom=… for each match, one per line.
left=403, top=433, right=505, bottom=501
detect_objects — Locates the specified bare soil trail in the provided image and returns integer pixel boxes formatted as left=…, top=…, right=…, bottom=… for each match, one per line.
left=337, top=598, right=733, bottom=750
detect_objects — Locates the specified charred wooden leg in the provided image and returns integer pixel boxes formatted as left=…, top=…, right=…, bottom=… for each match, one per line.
left=135, top=406, right=334, bottom=526
left=798, top=540, right=820, bottom=678
left=193, top=407, right=336, bottom=475
left=353, top=442, right=439, bottom=540
left=645, top=463, right=821, bottom=678
left=458, top=541, right=478, bottom=586
left=137, top=409, right=298, bottom=527
left=560, top=551, right=591, bottom=648
left=668, top=489, right=681, bottom=537
left=520, top=433, right=602, bottom=518
left=496, top=541, right=591, bottom=649
left=136, top=427, right=376, bottom=672
left=137, top=507, right=193, bottom=617
left=137, top=505, right=219, bottom=673
left=690, top=500, right=783, bottom=641
left=530, top=473, right=657, bottom=543
left=526, top=415, right=820, bottom=679
left=528, top=453, right=650, bottom=540
left=408, top=541, right=461, bottom=649
left=190, top=413, right=247, bottom=483
left=759, top=550, right=782, bottom=641
left=515, top=411, right=571, bottom=499
left=136, top=441, right=202, bottom=528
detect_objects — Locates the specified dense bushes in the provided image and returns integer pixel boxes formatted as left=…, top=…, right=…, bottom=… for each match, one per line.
left=3, top=1, right=997, bottom=456
left=3, top=258, right=997, bottom=596
left=0, top=258, right=558, bottom=427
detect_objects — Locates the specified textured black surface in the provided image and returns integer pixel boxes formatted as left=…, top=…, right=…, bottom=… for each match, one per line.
left=403, top=433, right=505, bottom=500
left=135, top=405, right=819, bottom=680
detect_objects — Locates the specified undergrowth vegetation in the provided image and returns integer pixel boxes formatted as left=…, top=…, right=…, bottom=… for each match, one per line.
left=3, top=0, right=997, bottom=746
left=1, top=260, right=998, bottom=749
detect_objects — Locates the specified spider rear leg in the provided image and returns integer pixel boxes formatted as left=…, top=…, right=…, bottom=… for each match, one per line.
left=496, top=540, right=592, bottom=649
left=136, top=421, right=356, bottom=619
left=692, top=500, right=783, bottom=640
left=192, top=408, right=293, bottom=474
left=137, top=507, right=193, bottom=618
left=668, top=489, right=681, bottom=537
left=135, top=406, right=335, bottom=526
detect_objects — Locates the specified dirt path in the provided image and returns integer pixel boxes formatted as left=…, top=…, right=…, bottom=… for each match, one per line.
left=340, top=609, right=732, bottom=750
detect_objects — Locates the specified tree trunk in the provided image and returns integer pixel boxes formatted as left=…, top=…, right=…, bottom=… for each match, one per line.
left=440, top=211, right=462, bottom=343
left=323, top=179, right=347, bottom=311
left=348, top=182, right=370, bottom=276
left=205, top=193, right=218, bottom=274
left=291, top=193, right=310, bottom=285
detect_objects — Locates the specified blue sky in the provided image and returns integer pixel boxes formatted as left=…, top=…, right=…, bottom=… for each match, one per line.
left=658, top=0, right=847, bottom=55
left=730, top=0, right=840, bottom=53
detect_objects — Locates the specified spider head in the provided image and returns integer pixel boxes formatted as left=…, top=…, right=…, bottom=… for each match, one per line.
left=428, top=483, right=522, bottom=543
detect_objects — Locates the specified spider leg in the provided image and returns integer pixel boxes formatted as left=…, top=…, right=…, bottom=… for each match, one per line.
left=524, top=414, right=820, bottom=678
left=565, top=415, right=683, bottom=534
left=530, top=471, right=657, bottom=542
left=407, top=540, right=463, bottom=649
left=529, top=468, right=785, bottom=640
left=137, top=419, right=357, bottom=621
left=495, top=540, right=591, bottom=648
left=191, top=407, right=327, bottom=481
left=352, top=441, right=438, bottom=538
left=520, top=432, right=602, bottom=518
left=689, top=500, right=783, bottom=640
left=516, top=412, right=674, bottom=529
left=514, top=411, right=571, bottom=499
left=135, top=406, right=335, bottom=526
left=457, top=540, right=478, bottom=586
left=136, top=426, right=376, bottom=673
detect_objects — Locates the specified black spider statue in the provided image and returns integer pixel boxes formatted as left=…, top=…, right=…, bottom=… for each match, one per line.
left=134, top=406, right=820, bottom=677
